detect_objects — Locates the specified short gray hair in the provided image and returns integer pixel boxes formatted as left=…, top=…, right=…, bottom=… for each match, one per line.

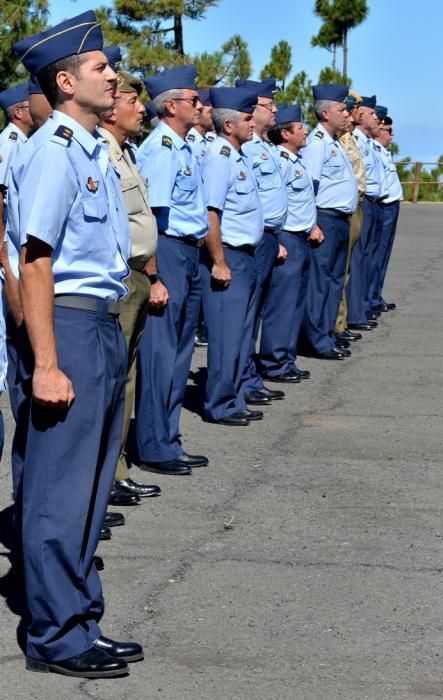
left=212, top=108, right=240, bottom=134
left=314, top=99, right=334, bottom=122
left=5, top=101, right=27, bottom=120
left=153, top=89, right=185, bottom=118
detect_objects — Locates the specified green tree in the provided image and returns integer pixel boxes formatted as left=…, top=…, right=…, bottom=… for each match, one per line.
left=276, top=71, right=316, bottom=128
left=318, top=65, right=350, bottom=85
left=194, top=35, right=251, bottom=86
left=311, top=6, right=342, bottom=74
left=259, top=40, right=292, bottom=90
left=0, top=1, right=48, bottom=90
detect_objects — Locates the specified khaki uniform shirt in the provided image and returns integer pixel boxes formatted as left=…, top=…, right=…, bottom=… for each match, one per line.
left=98, top=127, right=158, bottom=267
left=340, top=131, right=366, bottom=197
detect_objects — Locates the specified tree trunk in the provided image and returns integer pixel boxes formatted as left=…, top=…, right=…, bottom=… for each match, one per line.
left=332, top=44, right=336, bottom=73
left=343, top=27, right=348, bottom=81
left=174, top=14, right=184, bottom=56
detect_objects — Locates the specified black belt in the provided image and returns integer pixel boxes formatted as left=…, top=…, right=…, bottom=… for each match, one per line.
left=282, top=228, right=310, bottom=237
left=364, top=194, right=385, bottom=205
left=54, top=295, right=121, bottom=316
left=223, top=243, right=257, bottom=255
left=264, top=227, right=278, bottom=235
left=159, top=232, right=205, bottom=248
left=316, top=208, right=351, bottom=222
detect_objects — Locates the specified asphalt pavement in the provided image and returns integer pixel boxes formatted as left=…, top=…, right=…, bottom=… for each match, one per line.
left=0, top=203, right=443, bottom=699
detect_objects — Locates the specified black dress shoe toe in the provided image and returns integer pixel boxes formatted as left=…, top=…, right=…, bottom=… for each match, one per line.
left=371, top=303, right=390, bottom=312
left=368, top=320, right=378, bottom=328
left=94, top=636, right=144, bottom=663
left=244, top=390, right=272, bottom=405
left=99, top=526, right=112, bottom=541
left=385, top=301, right=396, bottom=310
left=343, top=329, right=362, bottom=341
left=236, top=409, right=263, bottom=421
left=294, top=368, right=311, bottom=379
left=115, top=479, right=161, bottom=497
left=260, top=386, right=285, bottom=399
left=262, top=372, right=301, bottom=383
left=335, top=337, right=350, bottom=348
left=208, top=412, right=250, bottom=426
left=109, top=484, right=141, bottom=506
left=366, top=311, right=380, bottom=320
left=347, top=323, right=373, bottom=332
left=26, top=647, right=129, bottom=678
left=177, top=452, right=209, bottom=468
left=104, top=512, right=125, bottom=528
left=138, top=459, right=191, bottom=475
left=316, top=348, right=345, bottom=360
left=93, top=555, right=104, bottom=571
left=334, top=345, right=351, bottom=357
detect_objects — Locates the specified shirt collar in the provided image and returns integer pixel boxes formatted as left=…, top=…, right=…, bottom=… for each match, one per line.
left=159, top=120, right=188, bottom=150
left=354, top=127, right=370, bottom=144
left=51, top=110, right=102, bottom=157
left=315, top=122, right=335, bottom=144
left=218, top=135, right=242, bottom=160
left=279, top=144, right=297, bottom=162
left=187, top=126, right=204, bottom=144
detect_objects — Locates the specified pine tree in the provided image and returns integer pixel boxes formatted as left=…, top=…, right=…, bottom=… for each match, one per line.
left=259, top=40, right=292, bottom=90
left=0, top=1, right=48, bottom=90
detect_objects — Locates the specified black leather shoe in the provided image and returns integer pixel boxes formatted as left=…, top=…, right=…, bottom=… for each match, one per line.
left=368, top=320, right=378, bottom=328
left=26, top=647, right=129, bottom=678
left=294, top=368, right=311, bottom=379
left=336, top=332, right=356, bottom=344
left=109, top=484, right=141, bottom=506
left=334, top=337, right=350, bottom=349
left=236, top=409, right=263, bottom=421
left=244, top=390, right=272, bottom=405
left=371, top=303, right=390, bottom=312
left=343, top=329, right=362, bottom=341
left=93, top=555, right=104, bottom=571
left=177, top=452, right=209, bottom=468
left=104, top=512, right=125, bottom=528
left=366, top=311, right=380, bottom=320
left=208, top=412, right=250, bottom=426
left=99, top=526, right=112, bottom=541
left=262, top=372, right=301, bottom=383
left=385, top=301, right=396, bottom=310
left=138, top=459, right=191, bottom=475
left=194, top=331, right=208, bottom=347
left=315, top=348, right=345, bottom=360
left=334, top=345, right=351, bottom=357
left=115, top=479, right=161, bottom=498
left=260, top=386, right=285, bottom=399
left=348, top=322, right=373, bottom=331
left=93, top=636, right=144, bottom=663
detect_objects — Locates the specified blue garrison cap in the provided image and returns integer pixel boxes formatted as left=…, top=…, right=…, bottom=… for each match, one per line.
left=103, top=45, right=122, bottom=71
left=275, top=104, right=303, bottom=125
left=29, top=74, right=43, bottom=95
left=14, top=11, right=103, bottom=75
left=198, top=88, right=211, bottom=106
left=235, top=78, right=277, bottom=99
left=144, top=65, right=197, bottom=100
left=344, top=94, right=358, bottom=111
left=209, top=87, right=257, bottom=114
left=360, top=95, right=376, bottom=109
left=375, top=104, right=388, bottom=120
left=0, top=82, right=30, bottom=111
left=312, top=83, right=348, bottom=102
left=145, top=102, right=157, bottom=120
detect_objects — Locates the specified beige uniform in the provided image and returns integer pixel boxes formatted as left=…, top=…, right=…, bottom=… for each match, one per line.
left=335, top=131, right=367, bottom=333
left=98, top=126, right=158, bottom=480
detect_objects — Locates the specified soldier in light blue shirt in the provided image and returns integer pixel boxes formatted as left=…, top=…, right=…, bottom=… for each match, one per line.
left=260, top=104, right=324, bottom=382
left=302, top=83, right=358, bottom=359
left=347, top=95, right=390, bottom=328
left=187, top=88, right=215, bottom=165
left=235, top=78, right=289, bottom=406
left=13, top=10, right=142, bottom=677
left=134, top=64, right=209, bottom=474
left=200, top=86, right=264, bottom=425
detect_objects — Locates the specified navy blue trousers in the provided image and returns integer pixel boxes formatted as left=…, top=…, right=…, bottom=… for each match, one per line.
left=19, top=305, right=127, bottom=662
left=370, top=200, right=400, bottom=307
left=135, top=236, right=202, bottom=462
left=240, top=231, right=279, bottom=395
left=260, top=231, right=311, bottom=377
left=201, top=246, right=257, bottom=420
left=304, top=212, right=349, bottom=353
left=347, top=197, right=382, bottom=322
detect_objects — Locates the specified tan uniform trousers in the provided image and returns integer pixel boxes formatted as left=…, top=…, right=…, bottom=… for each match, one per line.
left=335, top=204, right=363, bottom=334
left=115, top=269, right=151, bottom=481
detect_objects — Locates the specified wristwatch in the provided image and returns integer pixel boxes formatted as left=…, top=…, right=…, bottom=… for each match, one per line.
left=147, top=273, right=159, bottom=284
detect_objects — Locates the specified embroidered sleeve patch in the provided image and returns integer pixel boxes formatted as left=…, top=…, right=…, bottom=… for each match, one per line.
left=9, top=132, right=18, bottom=141
left=162, top=135, right=173, bottom=149
left=220, top=145, right=231, bottom=157
left=54, top=125, right=73, bottom=141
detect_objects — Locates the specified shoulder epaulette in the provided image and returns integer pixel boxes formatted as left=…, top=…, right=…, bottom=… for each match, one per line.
left=9, top=132, right=18, bottom=141
left=206, top=134, right=215, bottom=142
left=220, top=145, right=231, bottom=157
left=161, top=135, right=172, bottom=149
left=314, top=130, right=324, bottom=139
left=53, top=125, right=73, bottom=143
left=187, top=133, right=195, bottom=143
left=280, top=150, right=289, bottom=159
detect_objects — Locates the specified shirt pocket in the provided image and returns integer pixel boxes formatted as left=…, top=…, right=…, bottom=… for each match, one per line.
left=174, top=171, right=198, bottom=204
left=82, top=195, right=108, bottom=222
left=121, top=175, right=146, bottom=216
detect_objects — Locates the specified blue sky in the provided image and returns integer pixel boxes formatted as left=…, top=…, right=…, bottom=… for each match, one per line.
left=50, top=0, right=441, bottom=163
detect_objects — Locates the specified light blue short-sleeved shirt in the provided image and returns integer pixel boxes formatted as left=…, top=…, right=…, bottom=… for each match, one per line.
left=375, top=142, right=403, bottom=203
left=278, top=146, right=316, bottom=233
left=14, top=111, right=130, bottom=300
left=202, top=135, right=263, bottom=247
left=302, top=122, right=358, bottom=214
left=241, top=134, right=287, bottom=231
left=186, top=126, right=213, bottom=165
left=136, top=121, right=208, bottom=240
left=354, top=128, right=388, bottom=199
left=0, top=124, right=28, bottom=191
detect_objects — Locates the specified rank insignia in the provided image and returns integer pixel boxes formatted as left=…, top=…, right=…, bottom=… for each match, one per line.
left=206, top=134, right=215, bottom=142
left=9, top=132, right=18, bottom=141
left=315, top=130, right=324, bottom=139
left=54, top=125, right=73, bottom=141
left=187, top=133, right=195, bottom=142
left=280, top=151, right=289, bottom=160
left=183, top=166, right=192, bottom=176
left=86, top=176, right=99, bottom=193
left=220, top=145, right=231, bottom=157
left=237, top=170, right=247, bottom=180
left=161, top=135, right=172, bottom=149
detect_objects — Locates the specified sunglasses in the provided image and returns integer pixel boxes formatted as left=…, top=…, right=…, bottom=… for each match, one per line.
left=381, top=127, right=393, bottom=135
left=172, top=96, right=199, bottom=107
